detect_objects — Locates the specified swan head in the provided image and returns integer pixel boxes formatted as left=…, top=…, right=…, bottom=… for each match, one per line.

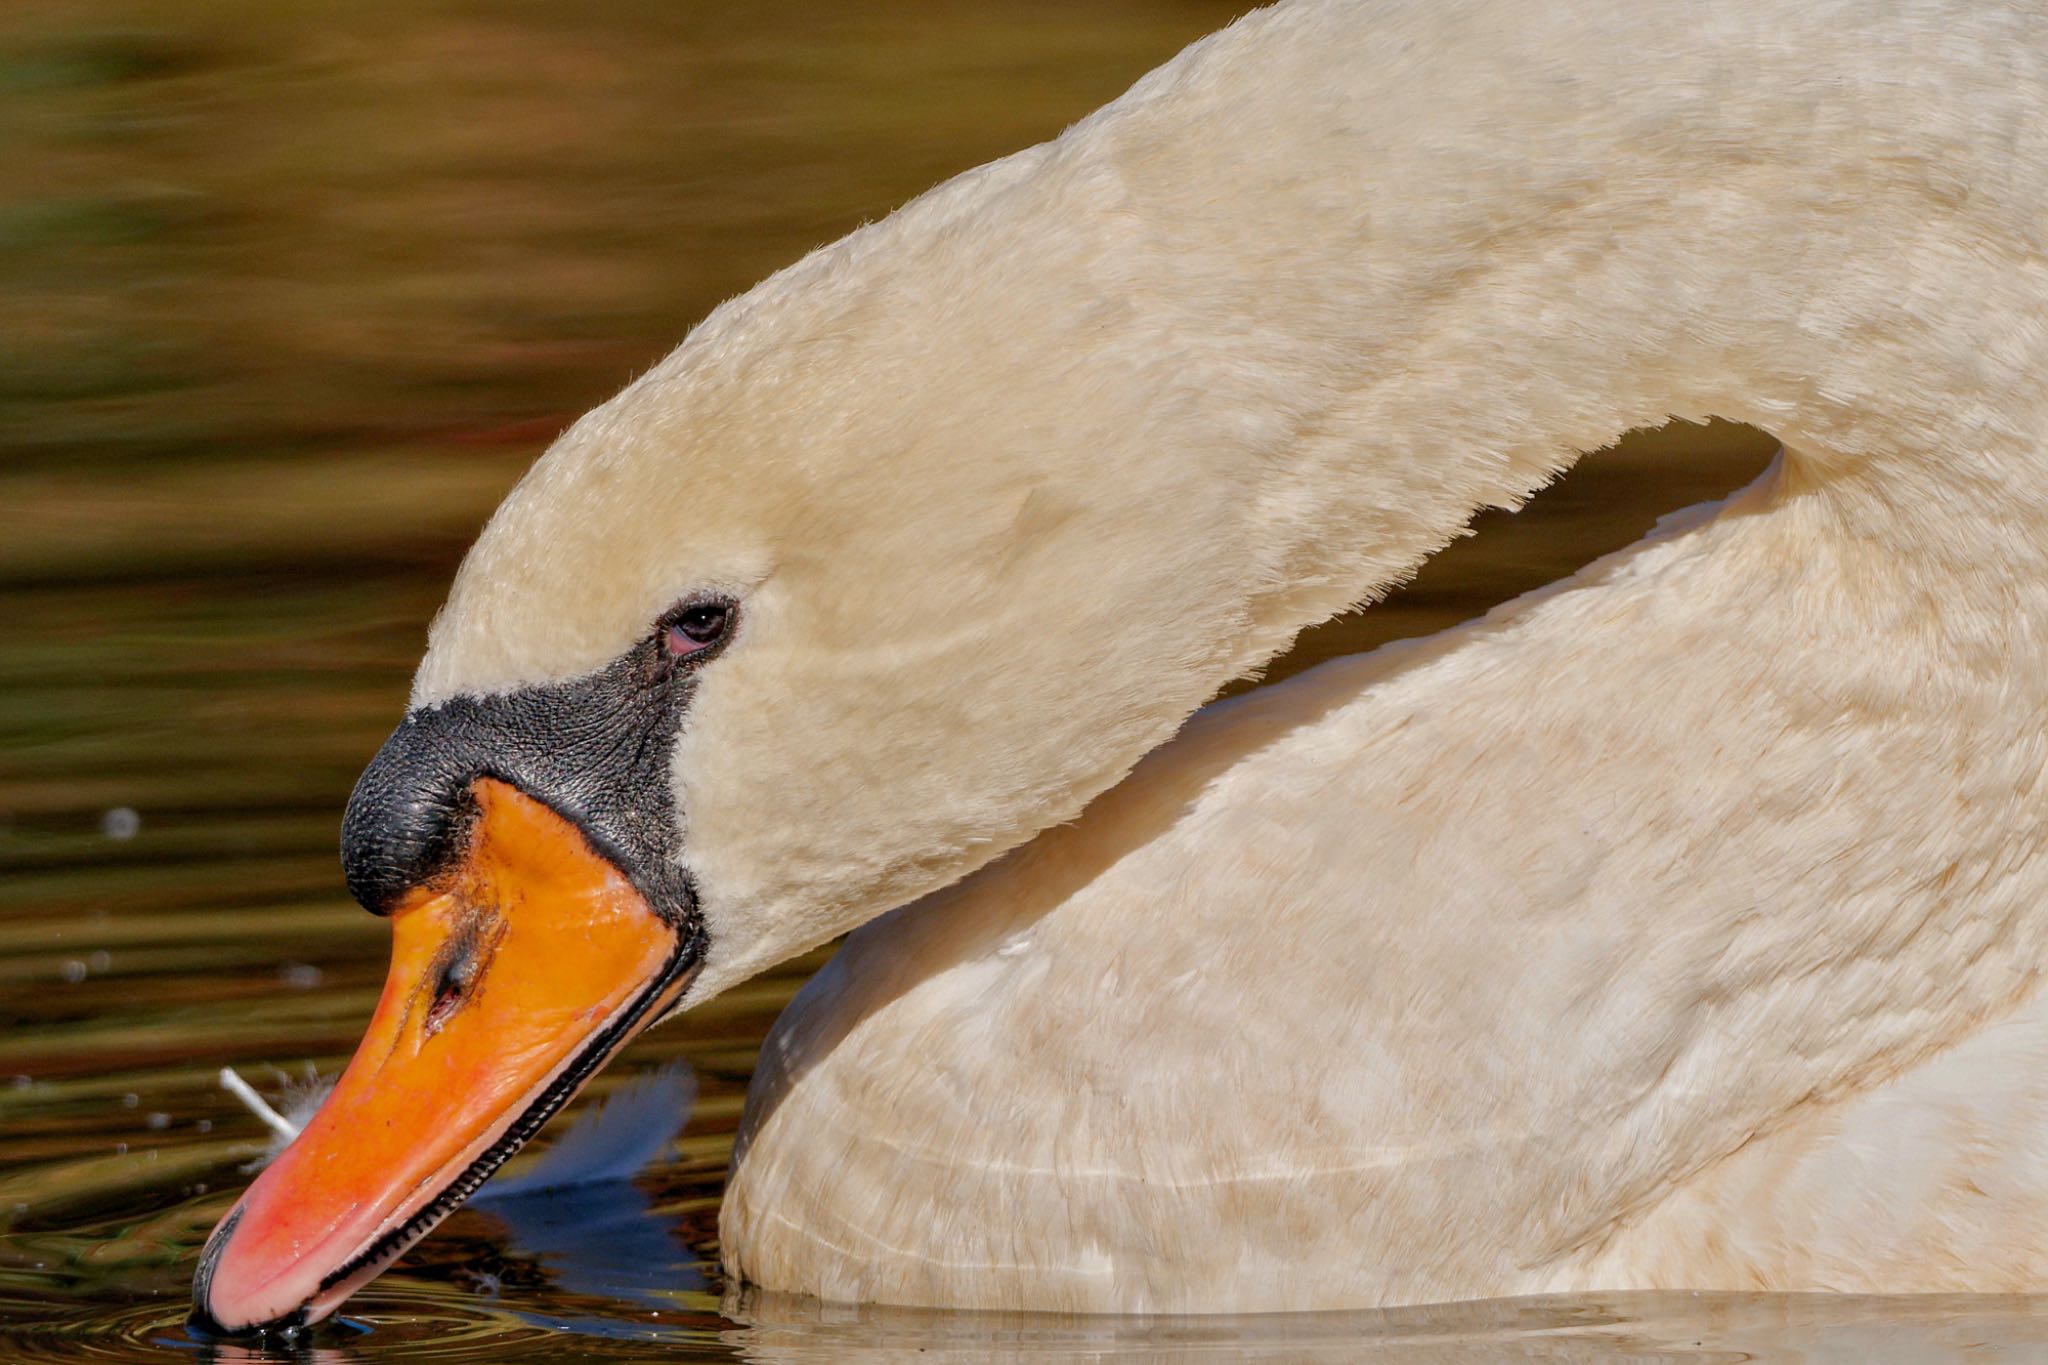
left=188, top=187, right=1281, bottom=1336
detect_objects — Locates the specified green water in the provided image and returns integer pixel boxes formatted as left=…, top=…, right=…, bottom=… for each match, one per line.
left=8, top=1, right=2025, bottom=1359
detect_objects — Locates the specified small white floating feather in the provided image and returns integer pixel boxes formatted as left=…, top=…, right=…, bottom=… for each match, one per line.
left=218, top=1066, right=299, bottom=1143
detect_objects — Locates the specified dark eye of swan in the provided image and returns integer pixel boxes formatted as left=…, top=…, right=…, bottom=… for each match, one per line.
left=661, top=603, right=732, bottom=661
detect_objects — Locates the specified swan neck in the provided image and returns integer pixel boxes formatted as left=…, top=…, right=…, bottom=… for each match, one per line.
left=952, top=0, right=2048, bottom=658
left=423, top=0, right=2048, bottom=999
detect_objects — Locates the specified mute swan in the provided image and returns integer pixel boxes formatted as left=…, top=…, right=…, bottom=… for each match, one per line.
left=191, top=0, right=2048, bottom=1334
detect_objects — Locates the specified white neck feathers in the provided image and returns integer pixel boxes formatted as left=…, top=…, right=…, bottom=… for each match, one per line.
left=425, top=0, right=2048, bottom=1002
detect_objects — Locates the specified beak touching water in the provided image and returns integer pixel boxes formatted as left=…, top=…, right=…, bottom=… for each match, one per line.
left=189, top=778, right=698, bottom=1338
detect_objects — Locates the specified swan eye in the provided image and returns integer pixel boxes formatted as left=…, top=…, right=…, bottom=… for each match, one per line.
left=661, top=603, right=732, bottom=660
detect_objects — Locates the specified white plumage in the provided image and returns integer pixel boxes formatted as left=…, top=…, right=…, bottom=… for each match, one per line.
left=413, top=0, right=2048, bottom=1312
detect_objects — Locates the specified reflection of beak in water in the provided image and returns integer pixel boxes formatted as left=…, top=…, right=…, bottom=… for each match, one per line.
left=201, top=1342, right=361, bottom=1365
left=194, top=1314, right=370, bottom=1364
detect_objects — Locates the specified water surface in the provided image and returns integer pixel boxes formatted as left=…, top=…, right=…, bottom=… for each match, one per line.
left=3, top=2, right=1984, bottom=1359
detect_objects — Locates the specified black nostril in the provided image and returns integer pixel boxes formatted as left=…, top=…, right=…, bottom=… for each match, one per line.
left=422, top=937, right=478, bottom=1036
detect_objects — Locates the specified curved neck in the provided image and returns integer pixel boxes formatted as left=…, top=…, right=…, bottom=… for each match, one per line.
left=1041, top=0, right=2048, bottom=663
left=431, top=0, right=2048, bottom=998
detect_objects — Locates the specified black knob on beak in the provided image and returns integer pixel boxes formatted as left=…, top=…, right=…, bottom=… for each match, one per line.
left=339, top=650, right=697, bottom=924
left=341, top=702, right=494, bottom=915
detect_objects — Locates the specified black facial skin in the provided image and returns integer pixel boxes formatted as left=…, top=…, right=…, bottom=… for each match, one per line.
left=340, top=599, right=732, bottom=929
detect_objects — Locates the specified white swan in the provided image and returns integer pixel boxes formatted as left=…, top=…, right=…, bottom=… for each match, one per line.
left=192, top=0, right=2048, bottom=1334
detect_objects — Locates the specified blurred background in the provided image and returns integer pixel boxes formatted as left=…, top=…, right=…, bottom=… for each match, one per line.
left=0, top=2, right=1778, bottom=1359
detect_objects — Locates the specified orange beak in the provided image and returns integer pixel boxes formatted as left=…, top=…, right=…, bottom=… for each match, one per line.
left=191, top=778, right=694, bottom=1338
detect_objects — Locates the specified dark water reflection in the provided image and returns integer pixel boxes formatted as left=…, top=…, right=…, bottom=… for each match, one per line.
left=0, top=0, right=1934, bottom=1359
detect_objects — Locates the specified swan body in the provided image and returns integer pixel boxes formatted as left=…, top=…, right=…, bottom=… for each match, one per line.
left=726, top=467, right=2048, bottom=1308
left=194, top=0, right=2048, bottom=1332
left=710, top=0, right=2048, bottom=1311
